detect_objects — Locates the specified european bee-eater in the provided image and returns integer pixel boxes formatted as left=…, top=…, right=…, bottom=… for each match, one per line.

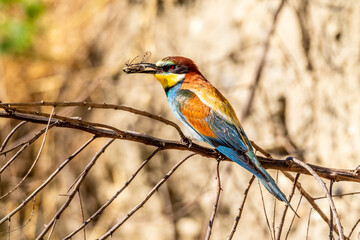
left=124, top=56, right=297, bottom=214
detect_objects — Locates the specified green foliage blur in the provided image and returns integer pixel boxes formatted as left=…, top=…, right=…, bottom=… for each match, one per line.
left=0, top=0, right=45, bottom=54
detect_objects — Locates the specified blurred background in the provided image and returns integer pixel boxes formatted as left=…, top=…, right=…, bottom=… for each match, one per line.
left=0, top=0, right=359, bottom=239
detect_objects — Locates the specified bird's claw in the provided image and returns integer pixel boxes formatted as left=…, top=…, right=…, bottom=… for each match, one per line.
left=215, top=149, right=225, bottom=161
left=181, top=137, right=192, bottom=148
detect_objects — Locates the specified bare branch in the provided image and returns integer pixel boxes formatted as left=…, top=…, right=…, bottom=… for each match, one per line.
left=64, top=147, right=162, bottom=239
left=348, top=217, right=360, bottom=239
left=0, top=125, right=56, bottom=156
left=0, top=110, right=359, bottom=183
left=77, top=190, right=87, bottom=240
left=285, top=195, right=303, bottom=239
left=227, top=176, right=255, bottom=240
left=0, top=143, right=29, bottom=174
left=0, top=101, right=187, bottom=140
left=306, top=208, right=313, bottom=240
left=258, top=180, right=274, bottom=240
left=0, top=197, right=36, bottom=237
left=35, top=138, right=115, bottom=240
left=0, top=108, right=55, bottom=200
left=290, top=157, right=344, bottom=239
left=276, top=173, right=300, bottom=239
left=282, top=171, right=342, bottom=237
left=98, top=153, right=195, bottom=240
left=0, top=121, right=27, bottom=152
left=205, top=160, right=222, bottom=240
left=329, top=180, right=334, bottom=240
left=0, top=136, right=96, bottom=225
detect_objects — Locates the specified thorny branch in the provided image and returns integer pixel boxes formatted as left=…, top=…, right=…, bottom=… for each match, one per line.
left=63, top=147, right=162, bottom=239
left=98, top=153, right=195, bottom=240
left=205, top=160, right=222, bottom=240
left=227, top=176, right=255, bottom=240
left=0, top=104, right=359, bottom=183
left=0, top=102, right=359, bottom=239
left=289, top=157, right=344, bottom=239
left=36, top=139, right=115, bottom=240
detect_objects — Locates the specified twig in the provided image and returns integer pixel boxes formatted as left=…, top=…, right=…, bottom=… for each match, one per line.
left=0, top=121, right=27, bottom=152
left=242, top=0, right=287, bottom=119
left=1, top=110, right=359, bottom=183
left=64, top=147, right=162, bottom=239
left=313, top=191, right=360, bottom=200
left=0, top=136, right=96, bottom=225
left=0, top=101, right=187, bottom=141
left=282, top=171, right=341, bottom=237
left=329, top=180, right=334, bottom=240
left=7, top=219, right=10, bottom=240
left=272, top=172, right=279, bottom=237
left=306, top=208, right=313, bottom=240
left=0, top=108, right=55, bottom=200
left=0, top=197, right=36, bottom=237
left=205, top=160, right=222, bottom=240
left=250, top=140, right=272, bottom=158
left=289, top=157, right=344, bottom=239
left=276, top=173, right=300, bottom=240
left=35, top=138, right=115, bottom=240
left=0, top=143, right=29, bottom=174
left=98, top=153, right=195, bottom=240
left=0, top=125, right=56, bottom=156
left=348, top=217, right=360, bottom=239
left=258, top=180, right=274, bottom=240
left=227, top=176, right=255, bottom=240
left=77, top=190, right=87, bottom=240
left=46, top=219, right=57, bottom=240
left=285, top=195, right=303, bottom=239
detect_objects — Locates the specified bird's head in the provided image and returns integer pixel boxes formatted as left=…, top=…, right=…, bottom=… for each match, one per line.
left=124, top=56, right=201, bottom=89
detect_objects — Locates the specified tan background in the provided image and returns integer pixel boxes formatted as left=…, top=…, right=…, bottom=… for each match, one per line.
left=0, top=0, right=359, bottom=239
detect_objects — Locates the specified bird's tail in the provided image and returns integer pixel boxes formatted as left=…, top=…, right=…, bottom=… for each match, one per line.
left=216, top=146, right=299, bottom=217
left=246, top=151, right=299, bottom=217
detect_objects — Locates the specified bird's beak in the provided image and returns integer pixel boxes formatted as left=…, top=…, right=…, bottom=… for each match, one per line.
left=123, top=63, right=161, bottom=74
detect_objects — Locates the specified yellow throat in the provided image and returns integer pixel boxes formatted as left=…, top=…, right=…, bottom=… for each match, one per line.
left=154, top=73, right=185, bottom=89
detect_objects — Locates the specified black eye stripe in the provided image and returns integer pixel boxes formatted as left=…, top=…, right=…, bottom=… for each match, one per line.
left=163, top=65, right=175, bottom=71
left=162, top=64, right=189, bottom=74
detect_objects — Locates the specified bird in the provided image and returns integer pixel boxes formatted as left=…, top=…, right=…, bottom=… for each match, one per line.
left=123, top=56, right=297, bottom=215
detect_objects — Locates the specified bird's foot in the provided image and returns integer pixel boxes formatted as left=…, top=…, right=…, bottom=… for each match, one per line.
left=181, top=136, right=193, bottom=148
left=215, top=149, right=225, bottom=161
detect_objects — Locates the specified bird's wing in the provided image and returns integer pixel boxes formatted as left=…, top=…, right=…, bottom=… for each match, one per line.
left=174, top=89, right=250, bottom=153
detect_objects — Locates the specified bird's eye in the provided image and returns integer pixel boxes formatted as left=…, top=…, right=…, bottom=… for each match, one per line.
left=164, top=65, right=176, bottom=72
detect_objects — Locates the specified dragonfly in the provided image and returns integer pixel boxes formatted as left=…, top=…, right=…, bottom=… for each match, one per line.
left=123, top=51, right=155, bottom=74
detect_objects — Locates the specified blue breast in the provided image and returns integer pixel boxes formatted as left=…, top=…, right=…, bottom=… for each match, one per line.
left=164, top=80, right=204, bottom=140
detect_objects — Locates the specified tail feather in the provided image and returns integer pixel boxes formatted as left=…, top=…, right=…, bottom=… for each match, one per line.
left=217, top=146, right=299, bottom=217
left=257, top=171, right=299, bottom=217
left=246, top=151, right=299, bottom=217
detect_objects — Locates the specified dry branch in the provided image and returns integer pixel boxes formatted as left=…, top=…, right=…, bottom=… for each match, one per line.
left=1, top=109, right=359, bottom=183
left=98, top=153, right=195, bottom=240
left=0, top=136, right=96, bottom=225
left=242, top=0, right=287, bottom=119
left=205, top=160, right=222, bottom=240
left=227, top=176, right=255, bottom=240
left=1, top=102, right=359, bottom=239
left=64, top=147, right=162, bottom=239
left=290, top=157, right=344, bottom=239
left=36, top=138, right=115, bottom=240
